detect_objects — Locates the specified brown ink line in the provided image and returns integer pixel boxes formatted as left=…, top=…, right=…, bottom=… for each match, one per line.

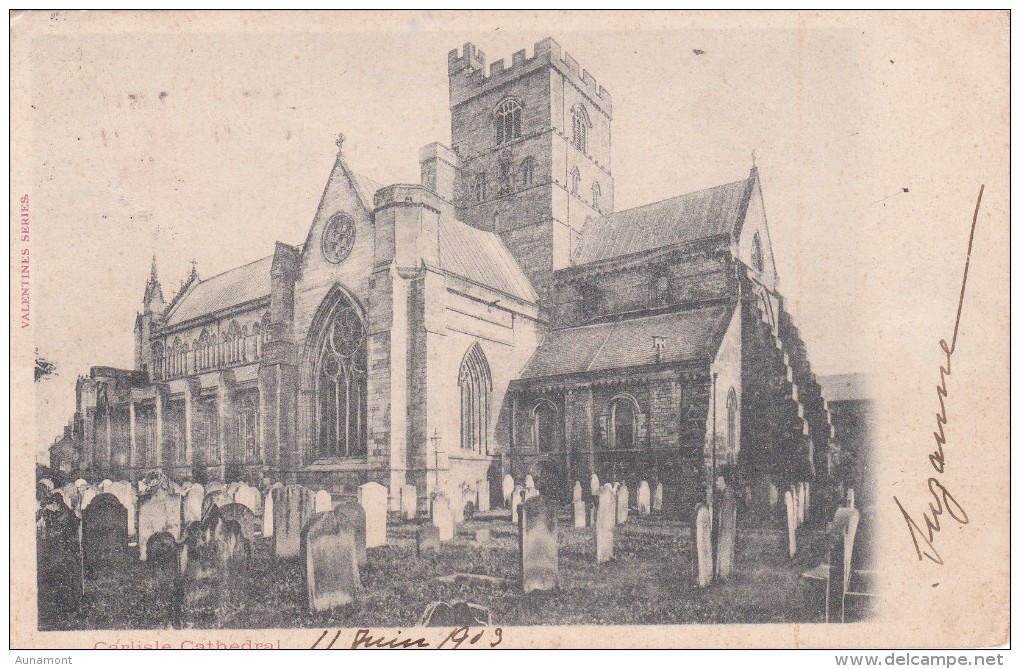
left=325, top=629, right=343, bottom=649
left=948, top=184, right=984, bottom=354
left=310, top=629, right=328, bottom=649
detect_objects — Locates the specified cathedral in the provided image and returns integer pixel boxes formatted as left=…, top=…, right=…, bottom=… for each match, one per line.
left=63, top=37, right=832, bottom=513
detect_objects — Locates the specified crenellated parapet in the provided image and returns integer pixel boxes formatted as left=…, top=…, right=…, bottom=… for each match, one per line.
left=448, top=37, right=612, bottom=116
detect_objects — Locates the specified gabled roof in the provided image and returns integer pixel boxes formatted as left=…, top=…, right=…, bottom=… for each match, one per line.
left=163, top=255, right=273, bottom=327
left=439, top=218, right=537, bottom=304
left=519, top=304, right=733, bottom=380
left=572, top=175, right=754, bottom=266
left=818, top=373, right=871, bottom=403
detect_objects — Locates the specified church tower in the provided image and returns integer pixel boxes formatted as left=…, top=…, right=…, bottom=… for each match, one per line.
left=448, top=38, right=614, bottom=307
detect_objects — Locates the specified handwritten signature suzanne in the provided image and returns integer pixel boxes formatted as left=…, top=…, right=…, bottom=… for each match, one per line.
left=893, top=185, right=983, bottom=565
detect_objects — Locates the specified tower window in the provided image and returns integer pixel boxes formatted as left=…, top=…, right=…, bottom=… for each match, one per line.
left=751, top=232, right=764, bottom=273
left=570, top=167, right=581, bottom=195
left=473, top=173, right=487, bottom=202
left=495, top=98, right=522, bottom=146
left=520, top=157, right=536, bottom=188
left=591, top=181, right=601, bottom=212
left=572, top=105, right=590, bottom=154
left=497, top=151, right=514, bottom=196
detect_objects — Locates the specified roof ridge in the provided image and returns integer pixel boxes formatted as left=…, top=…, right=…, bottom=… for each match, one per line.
left=192, top=253, right=274, bottom=286
left=594, top=177, right=751, bottom=222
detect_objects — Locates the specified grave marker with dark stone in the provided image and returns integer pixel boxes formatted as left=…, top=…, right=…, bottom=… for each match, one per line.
left=333, top=501, right=367, bottom=567
left=107, top=481, right=137, bottom=537
left=304, top=510, right=361, bottom=611
left=519, top=495, right=558, bottom=593
left=715, top=489, right=737, bottom=580
left=176, top=507, right=251, bottom=625
left=273, top=484, right=315, bottom=559
left=653, top=481, right=663, bottom=512
left=419, top=600, right=491, bottom=627
left=218, top=502, right=257, bottom=550
left=785, top=490, right=797, bottom=557
left=81, top=493, right=128, bottom=575
left=416, top=523, right=441, bottom=557
left=146, top=530, right=181, bottom=579
left=616, top=483, right=630, bottom=524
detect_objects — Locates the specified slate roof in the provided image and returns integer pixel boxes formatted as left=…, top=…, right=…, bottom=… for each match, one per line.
left=818, top=373, right=871, bottom=403
left=519, top=304, right=733, bottom=380
left=439, top=218, right=538, bottom=304
left=163, top=255, right=273, bottom=327
left=572, top=176, right=753, bottom=265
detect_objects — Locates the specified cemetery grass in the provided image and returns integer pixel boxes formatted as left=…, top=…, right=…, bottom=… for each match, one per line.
left=41, top=510, right=829, bottom=630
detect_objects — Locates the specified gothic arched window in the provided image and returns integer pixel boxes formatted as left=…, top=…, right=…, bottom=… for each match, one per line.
left=532, top=399, right=559, bottom=454
left=459, top=342, right=492, bottom=454
left=751, top=232, right=764, bottom=273
left=572, top=105, right=590, bottom=154
left=726, top=388, right=738, bottom=463
left=570, top=166, right=581, bottom=195
left=520, top=157, right=536, bottom=188
left=591, top=181, right=602, bottom=212
left=495, top=98, right=522, bottom=145
left=473, top=173, right=487, bottom=202
left=609, top=395, right=639, bottom=450
left=315, top=293, right=367, bottom=459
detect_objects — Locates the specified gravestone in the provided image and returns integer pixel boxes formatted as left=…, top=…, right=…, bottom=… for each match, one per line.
left=768, top=482, right=779, bottom=510
left=57, top=483, right=80, bottom=517
left=502, top=474, right=514, bottom=506
left=573, top=481, right=583, bottom=502
left=225, top=481, right=243, bottom=502
left=333, top=502, right=368, bottom=568
left=146, top=531, right=180, bottom=579
left=138, top=487, right=183, bottom=561
left=785, top=490, right=797, bottom=557
left=314, top=490, right=332, bottom=513
left=525, top=487, right=539, bottom=500
left=357, top=482, right=388, bottom=548
left=39, top=478, right=55, bottom=493
left=637, top=481, right=651, bottom=516
left=595, top=484, right=615, bottom=563
left=519, top=496, right=558, bottom=593
left=510, top=486, right=524, bottom=524
left=273, top=485, right=315, bottom=559
left=233, top=484, right=260, bottom=516
left=474, top=528, right=491, bottom=544
left=205, top=480, right=225, bottom=494
left=99, top=479, right=113, bottom=492
left=797, top=483, right=806, bottom=526
left=262, top=483, right=282, bottom=537
left=715, top=489, right=737, bottom=580
left=431, top=494, right=454, bottom=542
left=177, top=508, right=251, bottom=624
left=202, top=490, right=230, bottom=519
left=476, top=479, right=490, bottom=514
left=218, top=502, right=257, bottom=550
left=400, top=484, right=417, bottom=521
left=107, top=481, right=137, bottom=536
left=416, top=523, right=440, bottom=557
left=38, top=493, right=78, bottom=547
left=447, top=486, right=465, bottom=525
left=574, top=498, right=586, bottom=528
left=304, top=510, right=360, bottom=611
left=694, top=503, right=713, bottom=587
left=80, top=485, right=99, bottom=512
left=81, top=493, right=128, bottom=575
left=846, top=488, right=855, bottom=509
left=183, top=484, right=205, bottom=525
left=804, top=482, right=811, bottom=519
left=616, top=483, right=629, bottom=524
left=653, top=481, right=663, bottom=512
left=419, top=601, right=491, bottom=627
left=524, top=474, right=535, bottom=490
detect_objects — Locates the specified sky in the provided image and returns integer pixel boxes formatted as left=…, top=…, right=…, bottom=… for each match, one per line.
left=17, top=11, right=1008, bottom=460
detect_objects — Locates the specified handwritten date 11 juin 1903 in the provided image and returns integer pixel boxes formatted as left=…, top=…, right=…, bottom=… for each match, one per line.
left=893, top=186, right=983, bottom=566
